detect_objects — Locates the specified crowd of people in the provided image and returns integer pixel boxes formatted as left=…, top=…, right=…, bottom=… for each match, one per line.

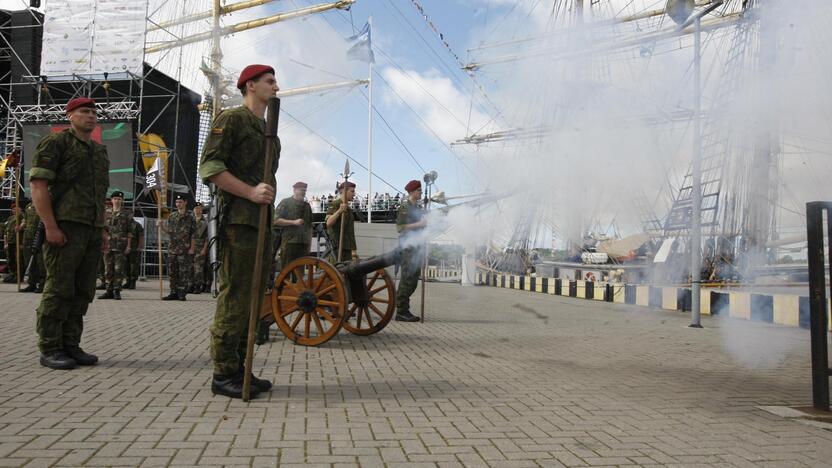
left=310, top=192, right=403, bottom=214
left=1, top=64, right=429, bottom=401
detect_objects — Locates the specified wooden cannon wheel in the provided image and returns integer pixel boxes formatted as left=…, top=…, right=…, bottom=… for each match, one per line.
left=272, top=257, right=347, bottom=346
left=342, top=268, right=396, bottom=336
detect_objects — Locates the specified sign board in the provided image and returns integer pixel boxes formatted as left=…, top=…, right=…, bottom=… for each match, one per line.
left=40, top=0, right=146, bottom=78
left=145, top=156, right=164, bottom=191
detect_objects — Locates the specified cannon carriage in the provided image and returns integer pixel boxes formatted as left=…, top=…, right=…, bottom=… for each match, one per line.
left=260, top=248, right=403, bottom=346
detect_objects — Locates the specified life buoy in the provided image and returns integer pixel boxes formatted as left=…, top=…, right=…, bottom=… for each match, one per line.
left=584, top=272, right=597, bottom=282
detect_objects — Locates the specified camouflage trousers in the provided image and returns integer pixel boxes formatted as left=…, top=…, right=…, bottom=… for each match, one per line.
left=210, top=225, right=271, bottom=377
left=21, top=244, right=45, bottom=286
left=395, top=246, right=423, bottom=315
left=104, top=250, right=126, bottom=291
left=168, top=253, right=192, bottom=295
left=279, top=243, right=308, bottom=271
left=36, top=221, right=102, bottom=353
left=193, top=253, right=207, bottom=287
left=127, top=250, right=140, bottom=282
left=97, top=255, right=105, bottom=283
left=4, top=242, right=17, bottom=275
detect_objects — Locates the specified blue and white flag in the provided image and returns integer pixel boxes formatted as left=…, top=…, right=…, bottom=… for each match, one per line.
left=347, top=22, right=375, bottom=63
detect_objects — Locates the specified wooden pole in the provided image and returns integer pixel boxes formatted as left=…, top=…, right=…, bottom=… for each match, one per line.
left=243, top=97, right=280, bottom=402
left=158, top=186, right=164, bottom=300
left=419, top=183, right=430, bottom=323
left=14, top=166, right=21, bottom=291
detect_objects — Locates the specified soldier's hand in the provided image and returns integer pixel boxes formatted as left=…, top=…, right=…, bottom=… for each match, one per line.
left=201, top=247, right=208, bottom=256
left=249, top=183, right=275, bottom=205
left=45, top=226, right=68, bottom=247
left=188, top=247, right=195, bottom=255
left=125, top=247, right=131, bottom=255
left=295, top=219, right=304, bottom=226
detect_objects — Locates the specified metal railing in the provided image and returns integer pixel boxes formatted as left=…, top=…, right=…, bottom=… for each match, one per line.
left=806, top=201, right=832, bottom=411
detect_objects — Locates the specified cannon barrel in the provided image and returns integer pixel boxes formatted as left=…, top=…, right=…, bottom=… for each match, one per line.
left=339, top=247, right=402, bottom=278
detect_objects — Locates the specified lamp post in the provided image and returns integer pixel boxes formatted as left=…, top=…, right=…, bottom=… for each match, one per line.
left=668, top=0, right=724, bottom=328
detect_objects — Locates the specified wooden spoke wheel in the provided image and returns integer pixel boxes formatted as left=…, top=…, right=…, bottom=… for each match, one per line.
left=272, top=257, right=347, bottom=346
left=343, top=268, right=396, bottom=336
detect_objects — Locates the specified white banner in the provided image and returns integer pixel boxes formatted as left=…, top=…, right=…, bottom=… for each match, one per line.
left=145, top=156, right=163, bottom=191
left=40, top=0, right=146, bottom=78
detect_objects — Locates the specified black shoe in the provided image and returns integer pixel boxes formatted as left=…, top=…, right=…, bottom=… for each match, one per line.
left=162, top=292, right=178, bottom=301
left=34, top=284, right=43, bottom=293
left=211, top=374, right=261, bottom=399
left=20, top=284, right=37, bottom=293
left=64, top=346, right=98, bottom=366
left=3, top=275, right=16, bottom=283
left=40, top=351, right=77, bottom=370
left=178, top=292, right=187, bottom=301
left=192, top=287, right=201, bottom=295
left=255, top=325, right=269, bottom=345
left=113, top=290, right=121, bottom=300
left=249, top=373, right=272, bottom=392
left=98, top=290, right=115, bottom=300
left=395, top=311, right=420, bottom=322
left=96, top=282, right=107, bottom=290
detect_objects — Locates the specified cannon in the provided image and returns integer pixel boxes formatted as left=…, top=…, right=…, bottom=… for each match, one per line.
left=261, top=248, right=403, bottom=346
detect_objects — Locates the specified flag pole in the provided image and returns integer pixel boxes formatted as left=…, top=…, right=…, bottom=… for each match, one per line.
left=158, top=159, right=165, bottom=300
left=366, top=16, right=373, bottom=224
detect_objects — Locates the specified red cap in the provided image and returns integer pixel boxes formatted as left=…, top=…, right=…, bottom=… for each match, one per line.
left=293, top=181, right=308, bottom=189
left=66, top=98, right=95, bottom=113
left=236, top=64, right=275, bottom=89
left=338, top=181, right=356, bottom=190
left=405, top=180, right=421, bottom=193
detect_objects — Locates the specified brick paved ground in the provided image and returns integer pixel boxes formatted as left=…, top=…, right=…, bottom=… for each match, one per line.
left=1, top=279, right=830, bottom=467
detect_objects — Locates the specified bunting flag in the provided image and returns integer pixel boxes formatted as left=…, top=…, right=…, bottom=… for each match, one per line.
left=347, top=22, right=375, bottom=64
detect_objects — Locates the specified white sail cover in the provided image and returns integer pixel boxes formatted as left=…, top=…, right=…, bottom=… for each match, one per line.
left=40, top=0, right=146, bottom=78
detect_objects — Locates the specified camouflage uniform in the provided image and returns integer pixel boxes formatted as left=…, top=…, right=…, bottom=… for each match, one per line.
left=395, top=199, right=425, bottom=316
left=29, top=128, right=109, bottom=354
left=325, top=198, right=356, bottom=262
left=103, top=208, right=132, bottom=292
left=275, top=196, right=312, bottom=268
left=193, top=214, right=208, bottom=290
left=165, top=210, right=195, bottom=296
left=199, top=105, right=278, bottom=377
left=22, top=203, right=44, bottom=287
left=3, top=211, right=22, bottom=279
left=127, top=220, right=144, bottom=285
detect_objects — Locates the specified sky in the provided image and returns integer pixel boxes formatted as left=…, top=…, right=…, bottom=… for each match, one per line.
left=2, top=0, right=831, bottom=250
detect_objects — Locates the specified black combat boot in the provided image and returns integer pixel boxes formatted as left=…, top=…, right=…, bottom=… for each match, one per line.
left=113, top=290, right=121, bottom=300
left=34, top=283, right=43, bottom=293
left=211, top=372, right=261, bottom=399
left=39, top=351, right=76, bottom=370
left=95, top=282, right=107, bottom=290
left=249, top=373, right=272, bottom=392
left=3, top=275, right=16, bottom=283
left=98, top=290, right=115, bottom=300
left=162, top=292, right=179, bottom=300
left=20, top=283, right=37, bottom=293
left=192, top=285, right=201, bottom=295
left=395, top=311, right=420, bottom=322
left=64, top=346, right=98, bottom=366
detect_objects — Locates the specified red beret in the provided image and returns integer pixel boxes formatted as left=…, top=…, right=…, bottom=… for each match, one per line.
left=66, top=98, right=95, bottom=113
left=10, top=203, right=16, bottom=209
left=405, top=180, right=421, bottom=193
left=338, top=181, right=356, bottom=190
left=293, top=181, right=308, bottom=189
left=236, top=64, right=275, bottom=89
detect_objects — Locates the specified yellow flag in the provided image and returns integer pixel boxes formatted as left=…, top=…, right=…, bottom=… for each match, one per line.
left=0, top=157, right=8, bottom=180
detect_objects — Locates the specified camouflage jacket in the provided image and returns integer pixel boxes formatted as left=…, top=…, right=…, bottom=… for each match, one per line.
left=22, top=203, right=40, bottom=244
left=276, top=197, right=312, bottom=245
left=396, top=199, right=425, bottom=235
left=106, top=208, right=133, bottom=251
left=193, top=217, right=208, bottom=252
left=130, top=220, right=144, bottom=250
left=198, top=106, right=280, bottom=229
left=28, top=128, right=110, bottom=227
left=166, top=210, right=195, bottom=255
left=325, top=198, right=356, bottom=253
left=3, top=212, right=22, bottom=244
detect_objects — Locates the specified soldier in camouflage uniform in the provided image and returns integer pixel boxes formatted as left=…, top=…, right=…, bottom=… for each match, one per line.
left=256, top=181, right=312, bottom=344
left=124, top=217, right=144, bottom=289
left=199, top=64, right=278, bottom=399
left=159, top=195, right=195, bottom=300
left=20, top=200, right=45, bottom=292
left=3, top=203, right=22, bottom=283
left=191, top=204, right=208, bottom=294
left=325, top=181, right=358, bottom=262
left=96, top=198, right=112, bottom=290
left=29, top=97, right=108, bottom=369
left=98, top=191, right=132, bottom=300
left=394, top=180, right=427, bottom=322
